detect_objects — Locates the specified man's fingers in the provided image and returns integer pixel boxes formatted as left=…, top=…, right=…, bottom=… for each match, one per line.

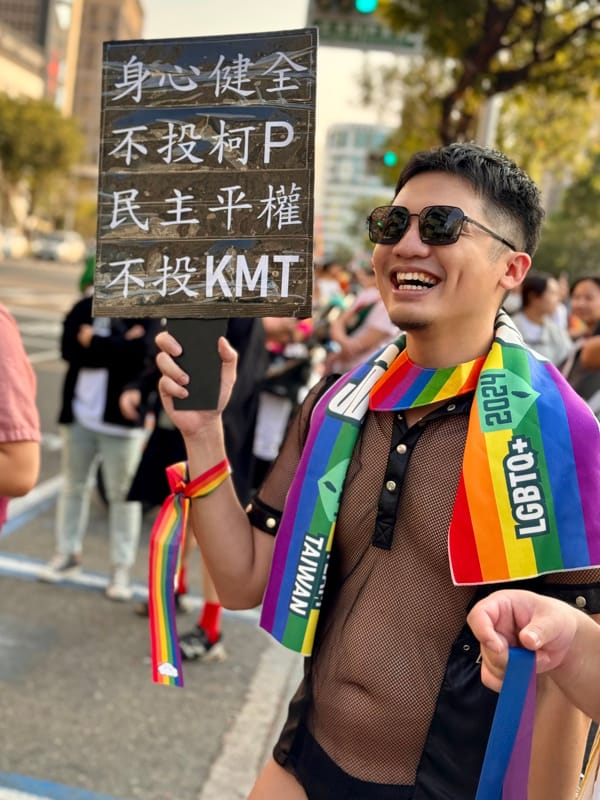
left=156, top=350, right=190, bottom=386
left=519, top=625, right=544, bottom=651
left=217, top=336, right=238, bottom=403
left=155, top=330, right=183, bottom=356
left=467, top=606, right=506, bottom=654
left=518, top=610, right=578, bottom=672
left=480, top=663, right=504, bottom=693
left=217, top=335, right=238, bottom=364
left=158, top=374, right=189, bottom=401
left=156, top=333, right=237, bottom=415
left=477, top=641, right=511, bottom=693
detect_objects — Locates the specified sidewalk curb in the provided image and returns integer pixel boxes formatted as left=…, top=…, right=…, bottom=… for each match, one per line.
left=197, top=637, right=302, bottom=800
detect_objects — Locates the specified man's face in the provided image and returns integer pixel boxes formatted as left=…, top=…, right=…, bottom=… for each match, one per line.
left=371, top=172, right=519, bottom=336
left=539, top=278, right=561, bottom=316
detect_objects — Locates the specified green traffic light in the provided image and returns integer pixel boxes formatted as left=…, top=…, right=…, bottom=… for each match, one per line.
left=383, top=150, right=398, bottom=167
left=355, top=0, right=378, bottom=12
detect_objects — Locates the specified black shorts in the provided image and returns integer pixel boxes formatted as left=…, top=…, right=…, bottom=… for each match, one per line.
left=280, top=722, right=414, bottom=800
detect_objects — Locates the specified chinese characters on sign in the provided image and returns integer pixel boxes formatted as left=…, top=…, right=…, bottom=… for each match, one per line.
left=93, top=29, right=317, bottom=319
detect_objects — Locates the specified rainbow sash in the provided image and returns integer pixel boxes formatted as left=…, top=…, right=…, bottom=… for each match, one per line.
left=259, top=311, right=600, bottom=654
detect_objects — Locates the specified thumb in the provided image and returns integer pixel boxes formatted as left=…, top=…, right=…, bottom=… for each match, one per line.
left=216, top=336, right=238, bottom=410
left=519, top=625, right=544, bottom=651
left=518, top=606, right=565, bottom=652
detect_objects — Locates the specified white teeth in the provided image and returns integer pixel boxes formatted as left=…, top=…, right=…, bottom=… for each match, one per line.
left=395, top=271, right=438, bottom=288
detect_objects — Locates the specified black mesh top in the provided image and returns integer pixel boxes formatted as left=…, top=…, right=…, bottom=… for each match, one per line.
left=257, top=379, right=600, bottom=784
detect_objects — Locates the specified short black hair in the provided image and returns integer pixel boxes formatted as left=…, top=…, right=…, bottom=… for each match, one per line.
left=520, top=271, right=553, bottom=309
left=395, top=142, right=545, bottom=257
left=570, top=275, right=600, bottom=293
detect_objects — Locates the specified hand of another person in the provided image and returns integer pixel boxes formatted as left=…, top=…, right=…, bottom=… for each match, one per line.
left=124, top=324, right=145, bottom=340
left=580, top=335, right=600, bottom=370
left=262, top=316, right=297, bottom=344
left=467, top=589, right=579, bottom=692
left=155, top=331, right=238, bottom=438
left=327, top=316, right=346, bottom=343
left=119, top=388, right=142, bottom=421
left=77, top=323, right=94, bottom=348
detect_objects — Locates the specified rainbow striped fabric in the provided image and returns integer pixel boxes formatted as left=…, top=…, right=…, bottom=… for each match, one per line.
left=149, top=459, right=231, bottom=687
left=259, top=312, right=600, bottom=654
left=259, top=343, right=398, bottom=654
left=475, top=647, right=536, bottom=799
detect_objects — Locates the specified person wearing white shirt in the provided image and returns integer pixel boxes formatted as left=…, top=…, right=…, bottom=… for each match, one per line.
left=511, top=270, right=572, bottom=366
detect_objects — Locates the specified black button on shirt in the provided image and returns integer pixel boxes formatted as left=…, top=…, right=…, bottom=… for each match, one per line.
left=372, top=395, right=473, bottom=550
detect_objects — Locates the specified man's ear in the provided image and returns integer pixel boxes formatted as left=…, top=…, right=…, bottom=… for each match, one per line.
left=499, top=251, right=531, bottom=292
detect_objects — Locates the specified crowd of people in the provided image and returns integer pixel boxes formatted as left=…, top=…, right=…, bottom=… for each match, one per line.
left=315, top=261, right=600, bottom=417
left=4, top=141, right=600, bottom=799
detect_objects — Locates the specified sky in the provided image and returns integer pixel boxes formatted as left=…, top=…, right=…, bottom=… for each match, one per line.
left=139, top=0, right=398, bottom=150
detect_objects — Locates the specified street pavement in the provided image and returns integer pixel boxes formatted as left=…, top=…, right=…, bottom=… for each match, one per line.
left=0, top=256, right=303, bottom=800
left=0, top=474, right=302, bottom=800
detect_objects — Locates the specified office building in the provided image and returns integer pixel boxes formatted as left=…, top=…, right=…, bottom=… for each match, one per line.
left=71, top=0, right=143, bottom=171
left=0, top=0, right=84, bottom=113
left=0, top=21, right=45, bottom=98
left=318, top=122, right=394, bottom=261
left=0, top=0, right=51, bottom=47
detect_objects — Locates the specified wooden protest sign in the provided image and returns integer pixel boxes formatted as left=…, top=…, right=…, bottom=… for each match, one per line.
left=93, top=28, right=317, bottom=321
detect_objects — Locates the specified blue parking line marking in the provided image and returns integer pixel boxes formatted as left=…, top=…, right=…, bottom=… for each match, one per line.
left=0, top=552, right=260, bottom=624
left=0, top=773, right=122, bottom=800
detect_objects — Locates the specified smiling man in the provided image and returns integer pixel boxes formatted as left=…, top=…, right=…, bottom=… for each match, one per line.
left=155, top=143, right=600, bottom=800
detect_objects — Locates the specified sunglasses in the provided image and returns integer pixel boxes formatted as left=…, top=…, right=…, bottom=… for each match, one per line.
left=367, top=205, right=516, bottom=251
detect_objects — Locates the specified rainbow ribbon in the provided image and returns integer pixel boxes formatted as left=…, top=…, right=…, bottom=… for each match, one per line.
left=259, top=311, right=600, bottom=654
left=149, top=458, right=231, bottom=687
left=475, top=647, right=536, bottom=800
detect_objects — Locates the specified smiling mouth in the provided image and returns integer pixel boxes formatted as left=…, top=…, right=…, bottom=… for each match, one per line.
left=393, top=271, right=440, bottom=291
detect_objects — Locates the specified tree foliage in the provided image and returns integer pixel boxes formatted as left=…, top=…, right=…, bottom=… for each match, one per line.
left=0, top=93, right=83, bottom=222
left=377, top=0, right=599, bottom=144
left=347, top=192, right=393, bottom=257
left=534, top=154, right=600, bottom=279
left=495, top=78, right=599, bottom=186
left=359, top=56, right=451, bottom=182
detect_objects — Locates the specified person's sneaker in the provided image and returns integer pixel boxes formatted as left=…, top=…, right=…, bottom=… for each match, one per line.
left=134, top=593, right=190, bottom=617
left=38, top=553, right=81, bottom=583
left=105, top=566, right=132, bottom=601
left=179, top=626, right=227, bottom=663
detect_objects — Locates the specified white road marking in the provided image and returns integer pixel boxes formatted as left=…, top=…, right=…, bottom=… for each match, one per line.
left=197, top=637, right=302, bottom=800
left=25, top=350, right=61, bottom=365
left=6, top=476, right=63, bottom=520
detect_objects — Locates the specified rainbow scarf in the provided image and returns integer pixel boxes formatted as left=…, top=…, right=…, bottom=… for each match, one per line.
left=259, top=311, right=600, bottom=654
left=149, top=459, right=231, bottom=687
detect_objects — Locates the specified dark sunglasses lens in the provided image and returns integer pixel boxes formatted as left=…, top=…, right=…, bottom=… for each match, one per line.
left=420, top=206, right=463, bottom=244
left=368, top=206, right=409, bottom=244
